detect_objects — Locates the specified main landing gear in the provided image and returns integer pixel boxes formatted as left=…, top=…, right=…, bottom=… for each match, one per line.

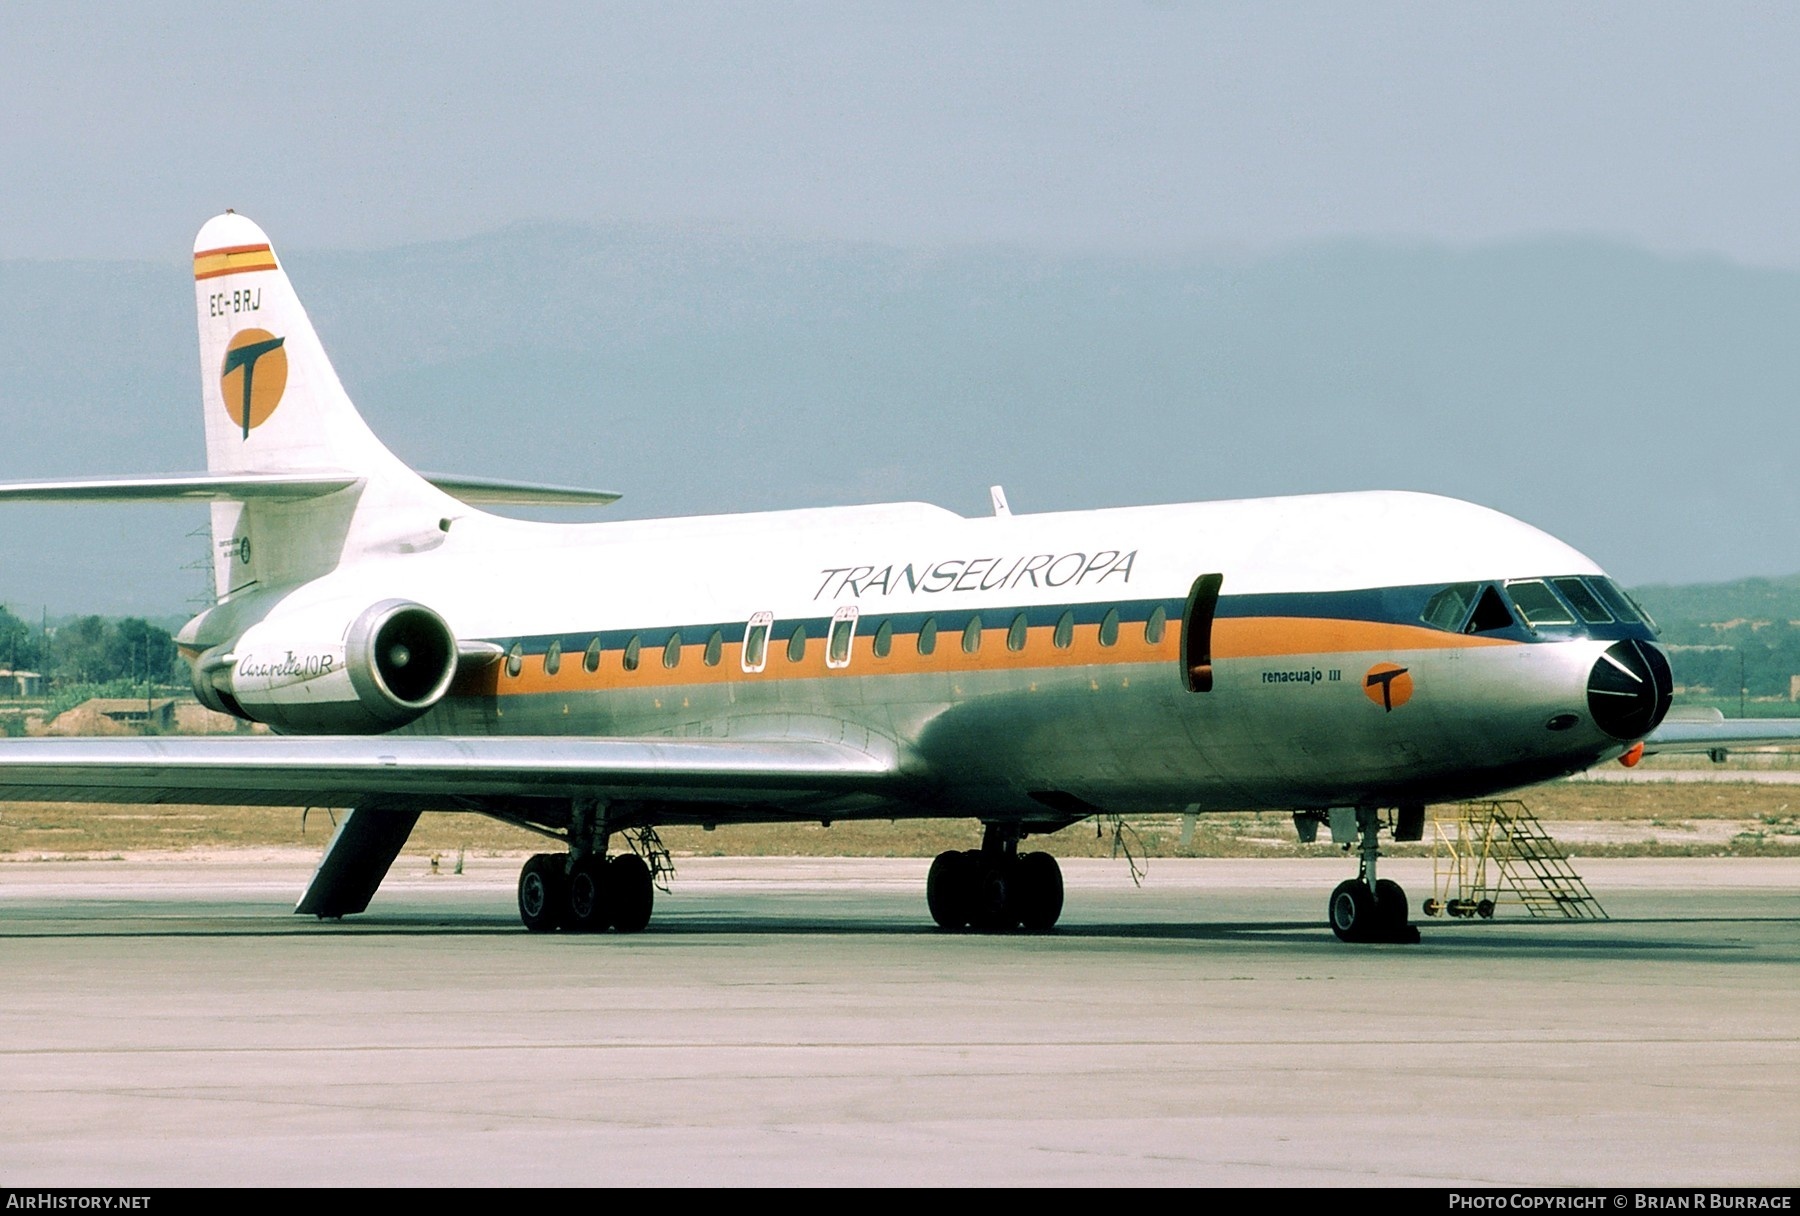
left=926, top=824, right=1065, bottom=931
left=517, top=851, right=654, bottom=933
left=516, top=799, right=660, bottom=933
left=1318, top=805, right=1422, bottom=944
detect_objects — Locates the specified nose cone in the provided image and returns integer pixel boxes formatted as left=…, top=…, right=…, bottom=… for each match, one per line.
left=1587, top=640, right=1673, bottom=739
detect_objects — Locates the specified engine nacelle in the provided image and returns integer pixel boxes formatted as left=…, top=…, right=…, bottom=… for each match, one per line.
left=195, top=599, right=459, bottom=734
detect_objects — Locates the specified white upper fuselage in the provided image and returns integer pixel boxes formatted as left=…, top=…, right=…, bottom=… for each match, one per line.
left=187, top=486, right=1653, bottom=821
left=159, top=211, right=1671, bottom=826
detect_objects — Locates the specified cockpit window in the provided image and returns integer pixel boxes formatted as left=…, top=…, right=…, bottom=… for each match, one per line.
left=1504, top=580, right=1575, bottom=627
left=1422, top=576, right=1653, bottom=637
left=1552, top=577, right=1613, bottom=625
left=1588, top=578, right=1652, bottom=629
left=1421, top=584, right=1478, bottom=632
left=1421, top=583, right=1515, bottom=634
left=1466, top=585, right=1516, bottom=633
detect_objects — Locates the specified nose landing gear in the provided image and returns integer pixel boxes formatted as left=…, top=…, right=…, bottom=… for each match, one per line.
left=1325, top=806, right=1420, bottom=944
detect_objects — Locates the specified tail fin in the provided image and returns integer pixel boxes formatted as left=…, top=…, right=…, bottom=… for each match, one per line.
left=193, top=213, right=458, bottom=598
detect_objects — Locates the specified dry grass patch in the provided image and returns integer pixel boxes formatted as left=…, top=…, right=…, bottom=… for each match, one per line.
left=2, top=779, right=1797, bottom=860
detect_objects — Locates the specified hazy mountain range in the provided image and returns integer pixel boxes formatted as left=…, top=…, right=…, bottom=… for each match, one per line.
left=2, top=222, right=1798, bottom=615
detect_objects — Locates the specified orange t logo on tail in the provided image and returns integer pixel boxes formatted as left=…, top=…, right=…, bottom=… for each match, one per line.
left=220, top=328, right=288, bottom=438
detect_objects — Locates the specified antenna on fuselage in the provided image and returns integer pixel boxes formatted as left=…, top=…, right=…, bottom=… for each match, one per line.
left=989, top=485, right=1011, bottom=517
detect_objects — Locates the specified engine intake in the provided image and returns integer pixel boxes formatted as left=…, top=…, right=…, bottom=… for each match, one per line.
left=200, top=598, right=459, bottom=734
left=345, top=601, right=459, bottom=717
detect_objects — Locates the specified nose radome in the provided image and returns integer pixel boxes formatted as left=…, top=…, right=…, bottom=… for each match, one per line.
left=1587, top=640, right=1673, bottom=740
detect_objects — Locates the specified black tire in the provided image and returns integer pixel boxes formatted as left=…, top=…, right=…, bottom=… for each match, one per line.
left=1422, top=898, right=1443, bottom=918
left=1374, top=878, right=1409, bottom=934
left=926, top=850, right=970, bottom=930
left=968, top=859, right=1017, bottom=932
left=1014, top=852, right=1065, bottom=931
left=563, top=856, right=611, bottom=932
left=518, top=853, right=565, bottom=932
left=1328, top=879, right=1375, bottom=943
left=607, top=853, right=655, bottom=933
left=1476, top=898, right=1495, bottom=920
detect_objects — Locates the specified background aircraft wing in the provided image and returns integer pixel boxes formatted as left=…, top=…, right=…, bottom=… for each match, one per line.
left=1642, top=711, right=1800, bottom=755
left=0, top=735, right=906, bottom=818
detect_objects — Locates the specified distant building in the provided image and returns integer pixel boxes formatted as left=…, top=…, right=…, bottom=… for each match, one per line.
left=83, top=698, right=178, bottom=732
left=0, top=669, right=44, bottom=697
left=1791, top=675, right=1800, bottom=702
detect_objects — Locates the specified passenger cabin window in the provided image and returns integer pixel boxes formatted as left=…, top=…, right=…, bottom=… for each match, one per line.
left=623, top=634, right=642, bottom=671
left=742, top=612, right=772, bottom=673
left=1098, top=607, right=1120, bottom=647
left=703, top=630, right=723, bottom=666
left=1007, top=613, right=1028, bottom=652
left=662, top=633, right=683, bottom=668
left=962, top=615, right=983, bottom=654
left=583, top=637, right=602, bottom=673
left=1552, top=577, right=1614, bottom=625
left=1145, top=606, right=1166, bottom=645
left=918, top=617, right=938, bottom=656
left=1505, top=580, right=1575, bottom=627
left=1053, top=610, right=1074, bottom=650
left=786, top=623, right=807, bottom=663
left=873, top=620, right=893, bottom=658
left=506, top=642, right=523, bottom=678
left=544, top=640, right=562, bottom=676
left=827, top=606, right=858, bottom=669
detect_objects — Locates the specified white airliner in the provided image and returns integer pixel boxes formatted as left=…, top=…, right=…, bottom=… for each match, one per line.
left=0, top=213, right=1785, bottom=943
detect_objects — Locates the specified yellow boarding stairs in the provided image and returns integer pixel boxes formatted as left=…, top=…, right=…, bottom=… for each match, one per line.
left=1426, top=800, right=1607, bottom=921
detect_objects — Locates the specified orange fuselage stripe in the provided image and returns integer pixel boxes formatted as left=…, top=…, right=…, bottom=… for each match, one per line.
left=463, top=615, right=1513, bottom=699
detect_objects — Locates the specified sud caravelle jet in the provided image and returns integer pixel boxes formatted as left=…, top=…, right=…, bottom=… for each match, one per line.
left=0, top=213, right=1775, bottom=944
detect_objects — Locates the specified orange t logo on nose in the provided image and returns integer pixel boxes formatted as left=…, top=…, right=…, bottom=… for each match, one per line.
left=1363, top=663, right=1413, bottom=711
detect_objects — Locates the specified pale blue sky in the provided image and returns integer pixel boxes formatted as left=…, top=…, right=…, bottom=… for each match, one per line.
left=4, top=3, right=1800, bottom=266
left=5, top=3, right=1800, bottom=613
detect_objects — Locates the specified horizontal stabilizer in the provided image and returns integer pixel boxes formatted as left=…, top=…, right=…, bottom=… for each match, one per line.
left=0, top=472, right=359, bottom=502
left=418, top=474, right=620, bottom=506
left=0, top=472, right=618, bottom=507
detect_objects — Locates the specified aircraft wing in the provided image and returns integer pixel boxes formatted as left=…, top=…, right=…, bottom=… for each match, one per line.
left=1641, top=712, right=1800, bottom=755
left=0, top=735, right=905, bottom=816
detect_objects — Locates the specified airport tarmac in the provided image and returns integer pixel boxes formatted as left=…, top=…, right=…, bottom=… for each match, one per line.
left=0, top=854, right=1795, bottom=1188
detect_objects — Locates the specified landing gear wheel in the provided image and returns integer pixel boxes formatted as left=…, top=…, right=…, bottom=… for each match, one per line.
left=563, top=856, right=611, bottom=932
left=927, top=850, right=972, bottom=930
left=1328, top=879, right=1376, bottom=943
left=1014, top=852, right=1065, bottom=931
left=969, top=858, right=1017, bottom=932
left=607, top=853, right=655, bottom=933
left=518, top=853, right=566, bottom=933
left=1374, top=878, right=1420, bottom=944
